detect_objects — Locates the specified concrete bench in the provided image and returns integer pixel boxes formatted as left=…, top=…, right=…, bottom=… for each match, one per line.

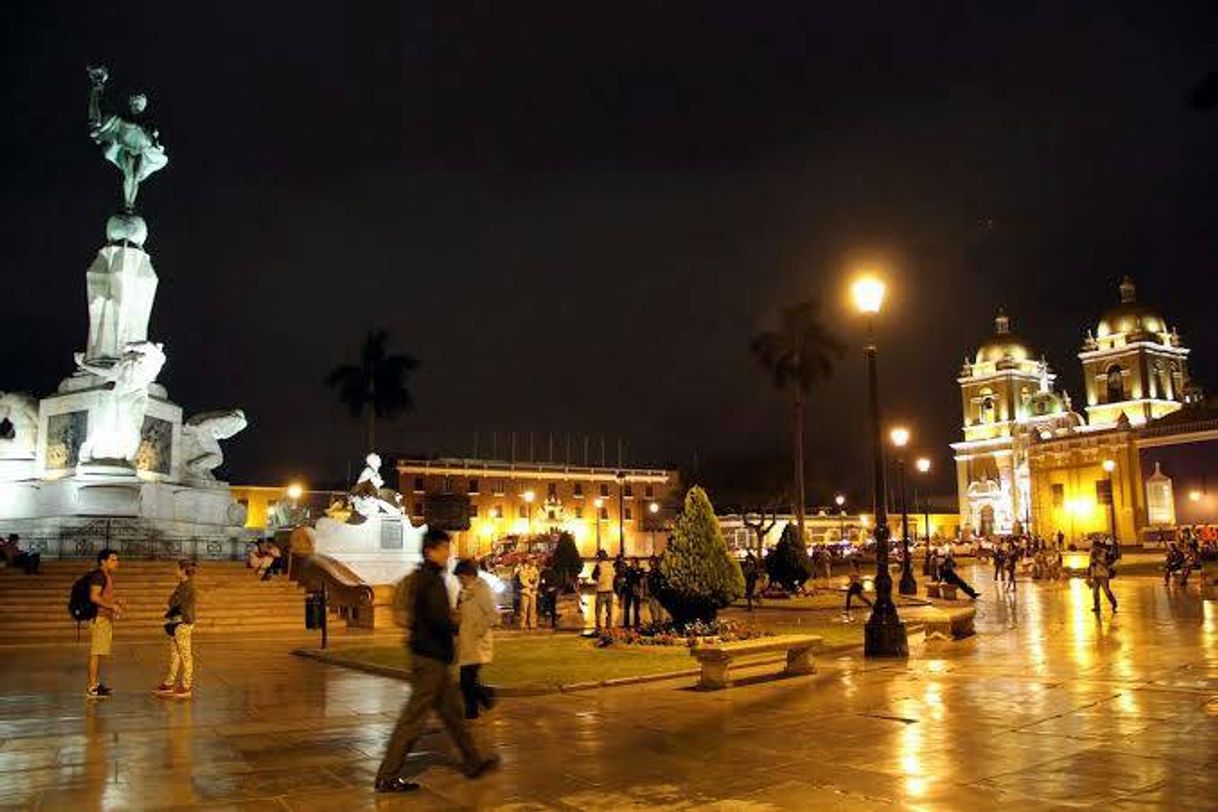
left=922, top=607, right=976, bottom=641
left=690, top=634, right=821, bottom=690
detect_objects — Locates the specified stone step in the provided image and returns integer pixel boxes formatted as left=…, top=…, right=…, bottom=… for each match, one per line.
left=1, top=616, right=314, bottom=633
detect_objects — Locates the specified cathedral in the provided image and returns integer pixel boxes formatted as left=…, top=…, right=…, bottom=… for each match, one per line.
left=952, top=277, right=1215, bottom=544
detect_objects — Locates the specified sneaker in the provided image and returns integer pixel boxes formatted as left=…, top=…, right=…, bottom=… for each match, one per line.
left=464, top=754, right=500, bottom=780
left=86, top=684, right=113, bottom=699
left=173, top=685, right=193, bottom=699
left=375, top=778, right=420, bottom=793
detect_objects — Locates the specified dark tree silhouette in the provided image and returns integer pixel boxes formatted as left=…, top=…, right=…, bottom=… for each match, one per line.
left=326, top=330, right=418, bottom=453
left=750, top=297, right=845, bottom=544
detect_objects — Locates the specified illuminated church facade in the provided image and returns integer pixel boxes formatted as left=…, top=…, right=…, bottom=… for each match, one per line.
left=952, top=277, right=1214, bottom=543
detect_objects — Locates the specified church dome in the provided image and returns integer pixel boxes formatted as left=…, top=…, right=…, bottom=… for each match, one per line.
left=974, top=308, right=1033, bottom=364
left=1095, top=277, right=1168, bottom=340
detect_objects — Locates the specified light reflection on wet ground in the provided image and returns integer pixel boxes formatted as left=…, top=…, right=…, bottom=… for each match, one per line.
left=1, top=565, right=1216, bottom=810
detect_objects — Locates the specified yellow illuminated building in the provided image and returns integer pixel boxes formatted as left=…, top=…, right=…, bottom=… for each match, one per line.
left=395, top=458, right=679, bottom=559
left=954, top=277, right=1199, bottom=544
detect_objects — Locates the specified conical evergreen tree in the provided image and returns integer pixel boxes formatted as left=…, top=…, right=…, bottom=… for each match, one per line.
left=659, top=486, right=745, bottom=625
left=550, top=532, right=583, bottom=592
left=765, top=523, right=812, bottom=592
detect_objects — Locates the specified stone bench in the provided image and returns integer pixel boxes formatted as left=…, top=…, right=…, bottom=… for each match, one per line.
left=921, top=606, right=976, bottom=641
left=690, top=634, right=821, bottom=690
left=926, top=582, right=957, bottom=600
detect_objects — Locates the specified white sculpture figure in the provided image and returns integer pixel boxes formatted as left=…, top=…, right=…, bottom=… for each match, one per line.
left=85, top=246, right=158, bottom=363
left=181, top=409, right=247, bottom=481
left=75, top=341, right=166, bottom=464
left=351, top=452, right=404, bottom=519
left=0, top=393, right=39, bottom=460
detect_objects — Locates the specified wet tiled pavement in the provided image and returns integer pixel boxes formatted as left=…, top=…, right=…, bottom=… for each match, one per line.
left=2, top=566, right=1217, bottom=810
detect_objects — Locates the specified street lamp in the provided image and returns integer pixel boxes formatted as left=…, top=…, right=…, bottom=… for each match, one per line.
left=1102, top=459, right=1117, bottom=543
left=523, top=489, right=535, bottom=534
left=286, top=482, right=304, bottom=502
left=615, top=471, right=626, bottom=557
left=915, top=457, right=931, bottom=575
left=851, top=274, right=907, bottom=658
left=649, top=501, right=660, bottom=556
left=835, top=493, right=846, bottom=545
left=890, top=426, right=916, bottom=596
left=594, top=497, right=605, bottom=553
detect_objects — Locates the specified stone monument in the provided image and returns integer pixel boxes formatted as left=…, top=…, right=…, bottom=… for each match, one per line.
left=0, top=67, right=250, bottom=551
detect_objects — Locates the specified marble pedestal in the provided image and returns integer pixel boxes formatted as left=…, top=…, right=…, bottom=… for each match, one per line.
left=309, top=515, right=425, bottom=585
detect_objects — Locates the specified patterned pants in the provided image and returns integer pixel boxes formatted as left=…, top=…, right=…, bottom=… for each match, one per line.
left=164, top=623, right=194, bottom=688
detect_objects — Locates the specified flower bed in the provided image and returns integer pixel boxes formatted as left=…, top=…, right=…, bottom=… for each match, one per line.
left=595, top=618, right=771, bottom=648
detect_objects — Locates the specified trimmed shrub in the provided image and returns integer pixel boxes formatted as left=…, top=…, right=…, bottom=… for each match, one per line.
left=659, top=486, right=745, bottom=625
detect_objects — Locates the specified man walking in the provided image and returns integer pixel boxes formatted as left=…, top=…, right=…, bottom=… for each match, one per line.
left=376, top=530, right=497, bottom=793
left=87, top=548, right=124, bottom=699
left=742, top=552, right=759, bottom=611
left=1088, top=542, right=1118, bottom=615
left=591, top=550, right=615, bottom=631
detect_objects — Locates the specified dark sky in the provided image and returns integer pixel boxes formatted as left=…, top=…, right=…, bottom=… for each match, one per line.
left=2, top=2, right=1217, bottom=504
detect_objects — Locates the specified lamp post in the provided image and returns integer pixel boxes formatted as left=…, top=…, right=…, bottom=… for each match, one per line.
left=594, top=496, right=605, bottom=554
left=615, top=471, right=626, bottom=557
left=890, top=426, right=916, bottom=595
left=835, top=493, right=846, bottom=545
left=1102, top=458, right=1117, bottom=543
left=649, top=500, right=660, bottom=556
left=916, top=457, right=931, bottom=575
left=523, top=489, right=535, bottom=535
left=852, top=274, right=907, bottom=658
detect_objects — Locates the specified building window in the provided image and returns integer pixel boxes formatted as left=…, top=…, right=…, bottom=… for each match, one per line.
left=442, top=476, right=452, bottom=494
left=1051, top=484, right=1064, bottom=508
left=574, top=506, right=584, bottom=519
left=1096, top=479, right=1113, bottom=506
left=624, top=507, right=633, bottom=521
left=413, top=477, right=424, bottom=492
left=493, top=480, right=505, bottom=496
left=412, top=500, right=424, bottom=517
left=599, top=483, right=610, bottom=497
left=469, top=504, right=479, bottom=518
left=493, top=505, right=503, bottom=519
left=599, top=507, right=609, bottom=520
left=644, top=484, right=654, bottom=498
left=980, top=396, right=995, bottom=424
left=468, top=479, right=479, bottom=494
left=624, top=483, right=634, bottom=498
left=518, top=504, right=528, bottom=519
left=574, top=483, right=584, bottom=497
left=1106, top=364, right=1125, bottom=403
left=547, top=482, right=558, bottom=498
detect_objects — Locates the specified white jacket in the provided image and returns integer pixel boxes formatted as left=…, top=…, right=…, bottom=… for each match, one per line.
left=457, top=578, right=498, bottom=665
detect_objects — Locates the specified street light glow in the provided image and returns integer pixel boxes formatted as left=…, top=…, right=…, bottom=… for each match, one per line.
left=1189, top=490, right=1202, bottom=502
left=522, top=490, right=535, bottom=503
left=594, top=497, right=605, bottom=509
left=1102, top=459, right=1116, bottom=473
left=852, top=275, right=886, bottom=314
left=890, top=426, right=910, bottom=448
left=915, top=457, right=931, bottom=474
left=649, top=501, right=660, bottom=514
left=286, top=482, right=303, bottom=500
left=835, top=493, right=845, bottom=507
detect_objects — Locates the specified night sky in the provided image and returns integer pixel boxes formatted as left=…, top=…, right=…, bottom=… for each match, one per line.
left=2, top=2, right=1217, bottom=506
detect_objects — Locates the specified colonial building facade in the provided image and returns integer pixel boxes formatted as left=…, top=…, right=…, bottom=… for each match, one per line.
left=953, top=276, right=1211, bottom=543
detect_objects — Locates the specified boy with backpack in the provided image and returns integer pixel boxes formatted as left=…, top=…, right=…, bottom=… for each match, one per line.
left=70, top=548, right=124, bottom=699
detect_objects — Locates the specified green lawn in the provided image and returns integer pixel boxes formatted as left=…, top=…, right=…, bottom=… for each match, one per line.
left=333, top=636, right=695, bottom=690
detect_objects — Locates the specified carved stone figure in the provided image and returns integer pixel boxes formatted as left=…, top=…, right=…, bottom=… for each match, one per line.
left=0, top=393, right=39, bottom=459
left=87, top=65, right=168, bottom=216
left=181, top=409, right=247, bottom=481
left=350, top=452, right=404, bottom=519
left=75, top=341, right=166, bottom=464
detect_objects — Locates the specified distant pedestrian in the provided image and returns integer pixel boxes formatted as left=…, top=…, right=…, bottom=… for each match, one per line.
left=85, top=548, right=125, bottom=699
left=615, top=554, right=637, bottom=628
left=515, top=559, right=539, bottom=630
left=992, top=540, right=1005, bottom=583
left=155, top=560, right=197, bottom=700
left=742, top=552, right=760, bottom=610
left=1088, top=543, right=1118, bottom=615
left=621, top=559, right=642, bottom=628
left=376, top=530, right=497, bottom=793
left=538, top=559, right=560, bottom=628
left=940, top=555, right=979, bottom=599
left=455, top=559, right=498, bottom=720
left=843, top=558, right=872, bottom=618
left=1005, top=541, right=1019, bottom=592
left=646, top=556, right=666, bottom=624
left=591, top=550, right=615, bottom=631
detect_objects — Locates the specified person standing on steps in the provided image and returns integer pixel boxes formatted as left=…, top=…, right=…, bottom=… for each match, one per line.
left=376, top=530, right=497, bottom=793
left=155, top=560, right=197, bottom=700
left=86, top=549, right=125, bottom=699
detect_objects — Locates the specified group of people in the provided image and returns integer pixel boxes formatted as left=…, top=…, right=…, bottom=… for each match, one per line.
left=509, top=557, right=569, bottom=629
left=80, top=549, right=196, bottom=701
left=589, top=550, right=665, bottom=630
left=1164, top=538, right=1201, bottom=587
left=246, top=538, right=284, bottom=580
left=0, top=532, right=40, bottom=574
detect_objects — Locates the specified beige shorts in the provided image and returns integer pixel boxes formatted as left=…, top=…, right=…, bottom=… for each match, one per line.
left=90, top=615, right=114, bottom=656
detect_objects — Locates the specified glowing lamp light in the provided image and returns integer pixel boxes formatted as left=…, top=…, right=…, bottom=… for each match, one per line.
left=285, top=483, right=304, bottom=501
left=835, top=494, right=845, bottom=507
left=890, top=426, right=911, bottom=448
left=522, top=490, right=535, bottom=504
left=1189, top=490, right=1202, bottom=502
left=916, top=457, right=931, bottom=474
left=1102, top=459, right=1116, bottom=474
left=852, top=275, right=886, bottom=314
left=594, top=497, right=605, bottom=509
left=649, top=501, right=660, bottom=514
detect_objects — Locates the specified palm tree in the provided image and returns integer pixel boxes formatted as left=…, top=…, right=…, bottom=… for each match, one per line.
left=326, top=330, right=419, bottom=453
left=750, top=298, right=845, bottom=544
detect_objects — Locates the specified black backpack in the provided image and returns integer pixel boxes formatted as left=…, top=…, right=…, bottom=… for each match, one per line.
left=69, top=572, right=99, bottom=622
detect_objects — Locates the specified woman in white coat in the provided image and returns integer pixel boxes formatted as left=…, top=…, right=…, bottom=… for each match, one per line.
left=455, top=559, right=498, bottom=719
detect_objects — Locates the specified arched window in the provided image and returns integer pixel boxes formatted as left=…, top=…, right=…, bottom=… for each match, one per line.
left=980, top=395, right=996, bottom=424
left=1105, top=364, right=1125, bottom=403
